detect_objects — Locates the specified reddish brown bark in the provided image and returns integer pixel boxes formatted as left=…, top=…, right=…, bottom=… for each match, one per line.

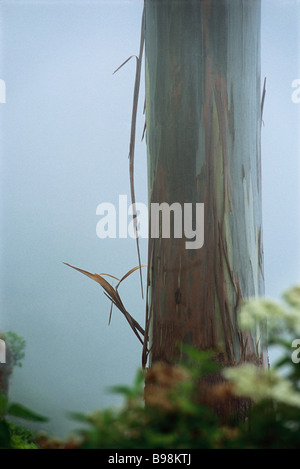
left=144, top=0, right=266, bottom=369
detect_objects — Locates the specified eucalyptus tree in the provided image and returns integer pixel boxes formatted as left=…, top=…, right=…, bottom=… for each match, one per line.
left=66, top=0, right=267, bottom=383
left=143, top=0, right=267, bottom=370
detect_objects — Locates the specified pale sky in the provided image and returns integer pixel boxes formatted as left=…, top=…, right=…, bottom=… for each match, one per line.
left=0, top=0, right=299, bottom=437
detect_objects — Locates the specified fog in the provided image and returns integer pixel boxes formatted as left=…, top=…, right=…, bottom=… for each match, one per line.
left=0, top=0, right=299, bottom=437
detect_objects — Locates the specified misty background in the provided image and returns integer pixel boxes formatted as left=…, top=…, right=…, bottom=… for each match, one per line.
left=0, top=0, right=299, bottom=437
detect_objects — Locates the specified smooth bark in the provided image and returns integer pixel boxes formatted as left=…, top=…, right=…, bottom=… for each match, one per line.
left=144, top=0, right=266, bottom=368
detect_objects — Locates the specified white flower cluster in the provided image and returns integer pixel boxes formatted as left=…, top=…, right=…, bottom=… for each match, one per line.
left=224, top=364, right=300, bottom=409
left=239, top=286, right=300, bottom=334
left=225, top=286, right=300, bottom=410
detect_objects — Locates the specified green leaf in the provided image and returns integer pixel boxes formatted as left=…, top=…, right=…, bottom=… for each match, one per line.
left=108, top=385, right=135, bottom=398
left=67, top=411, right=92, bottom=424
left=0, top=391, right=8, bottom=415
left=7, top=403, right=49, bottom=422
left=0, top=419, right=11, bottom=449
left=273, top=355, right=294, bottom=370
left=132, top=369, right=145, bottom=391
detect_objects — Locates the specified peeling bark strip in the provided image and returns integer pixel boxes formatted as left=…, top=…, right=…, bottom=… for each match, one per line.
left=144, top=0, right=266, bottom=367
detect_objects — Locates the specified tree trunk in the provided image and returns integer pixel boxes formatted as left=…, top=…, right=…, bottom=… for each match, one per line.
left=144, top=0, right=267, bottom=369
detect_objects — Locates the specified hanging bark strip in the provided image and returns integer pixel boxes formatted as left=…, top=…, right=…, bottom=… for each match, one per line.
left=128, top=8, right=145, bottom=299
left=261, top=77, right=267, bottom=126
left=64, top=263, right=147, bottom=347
left=113, top=7, right=146, bottom=300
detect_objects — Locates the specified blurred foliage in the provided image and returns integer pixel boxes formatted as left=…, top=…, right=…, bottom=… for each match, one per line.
left=0, top=390, right=48, bottom=449
left=223, top=284, right=300, bottom=448
left=7, top=422, right=38, bottom=449
left=70, top=351, right=228, bottom=449
left=0, top=331, right=48, bottom=449
left=2, top=285, right=300, bottom=449
left=2, top=331, right=26, bottom=368
left=66, top=284, right=300, bottom=449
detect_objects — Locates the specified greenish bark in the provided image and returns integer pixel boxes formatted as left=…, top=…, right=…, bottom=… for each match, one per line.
left=144, top=0, right=266, bottom=368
